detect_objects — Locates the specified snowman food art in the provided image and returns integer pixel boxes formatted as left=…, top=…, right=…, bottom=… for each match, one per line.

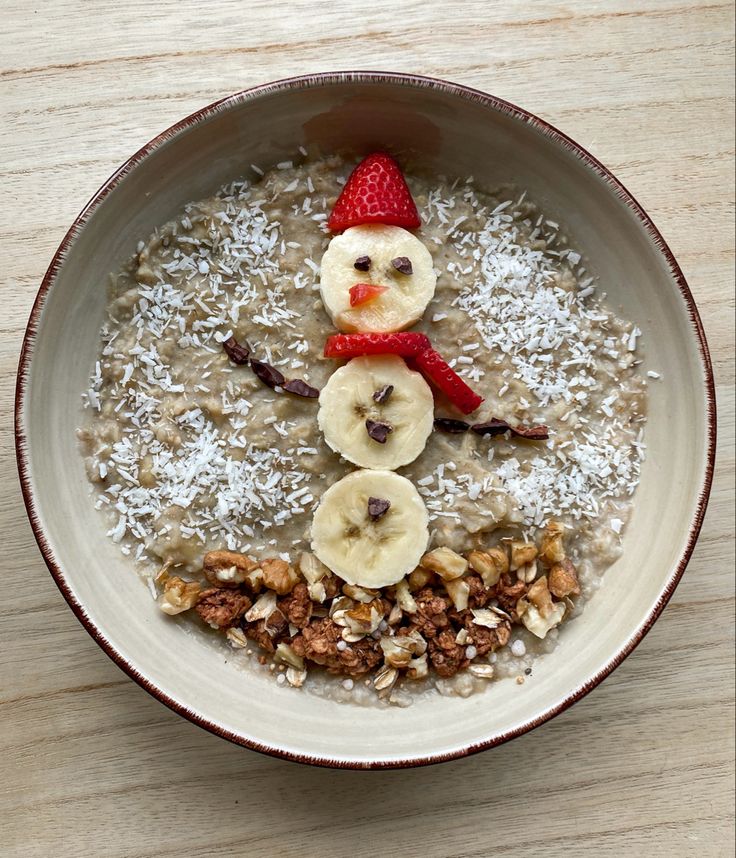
left=80, top=152, right=650, bottom=703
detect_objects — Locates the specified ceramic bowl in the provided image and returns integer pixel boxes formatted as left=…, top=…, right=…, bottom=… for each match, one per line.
left=15, top=72, right=715, bottom=768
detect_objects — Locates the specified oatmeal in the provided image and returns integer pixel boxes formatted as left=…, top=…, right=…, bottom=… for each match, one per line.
left=79, top=151, right=649, bottom=704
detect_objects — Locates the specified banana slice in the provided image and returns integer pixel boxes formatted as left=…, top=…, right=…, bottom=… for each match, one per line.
left=311, top=469, right=430, bottom=588
left=318, top=355, right=434, bottom=470
left=320, top=224, right=436, bottom=332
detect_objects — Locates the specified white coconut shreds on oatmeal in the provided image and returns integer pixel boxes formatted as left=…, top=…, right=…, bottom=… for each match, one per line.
left=79, top=152, right=651, bottom=705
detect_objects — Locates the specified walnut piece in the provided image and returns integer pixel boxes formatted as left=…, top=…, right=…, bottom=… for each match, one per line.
left=488, top=546, right=510, bottom=576
left=445, top=578, right=470, bottom=610
left=408, top=567, right=433, bottom=591
left=244, top=566, right=265, bottom=593
left=203, top=550, right=257, bottom=588
left=322, top=574, right=341, bottom=600
left=516, top=559, right=538, bottom=584
left=467, top=548, right=506, bottom=587
left=421, top=546, right=468, bottom=580
left=394, top=579, right=418, bottom=613
left=406, top=653, right=428, bottom=680
left=548, top=559, right=581, bottom=598
left=539, top=521, right=566, bottom=565
left=260, top=558, right=300, bottom=595
left=307, top=581, right=327, bottom=603
left=158, top=577, right=200, bottom=615
left=509, top=541, right=538, bottom=572
left=286, top=666, right=308, bottom=687
left=387, top=601, right=403, bottom=625
left=298, top=552, right=329, bottom=584
left=380, top=630, right=426, bottom=668
left=522, top=602, right=566, bottom=639
left=527, top=575, right=555, bottom=618
left=339, top=600, right=383, bottom=641
left=343, top=583, right=380, bottom=603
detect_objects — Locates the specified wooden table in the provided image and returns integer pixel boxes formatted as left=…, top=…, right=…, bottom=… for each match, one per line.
left=1, top=1, right=733, bottom=855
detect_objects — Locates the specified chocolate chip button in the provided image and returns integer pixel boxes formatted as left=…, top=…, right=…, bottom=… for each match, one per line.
left=365, top=419, right=393, bottom=444
left=372, top=384, right=394, bottom=404
left=367, top=497, right=391, bottom=521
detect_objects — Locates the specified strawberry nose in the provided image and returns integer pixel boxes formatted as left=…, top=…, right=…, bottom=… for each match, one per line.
left=349, top=283, right=389, bottom=308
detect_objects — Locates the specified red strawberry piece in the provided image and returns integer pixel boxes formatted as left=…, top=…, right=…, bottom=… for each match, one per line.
left=328, top=152, right=421, bottom=232
left=324, top=332, right=431, bottom=359
left=415, top=348, right=484, bottom=415
left=349, top=283, right=389, bottom=308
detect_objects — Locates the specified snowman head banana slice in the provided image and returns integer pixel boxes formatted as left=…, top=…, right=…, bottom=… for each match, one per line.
left=320, top=224, right=436, bottom=332
left=311, top=469, right=430, bottom=588
left=318, top=355, right=434, bottom=470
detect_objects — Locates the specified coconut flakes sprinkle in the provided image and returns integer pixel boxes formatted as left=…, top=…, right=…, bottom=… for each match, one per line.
left=416, top=180, right=647, bottom=528
left=491, top=424, right=645, bottom=526
left=450, top=218, right=607, bottom=409
left=84, top=170, right=332, bottom=561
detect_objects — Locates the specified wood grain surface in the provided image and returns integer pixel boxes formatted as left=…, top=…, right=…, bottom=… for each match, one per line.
left=1, top=1, right=734, bottom=855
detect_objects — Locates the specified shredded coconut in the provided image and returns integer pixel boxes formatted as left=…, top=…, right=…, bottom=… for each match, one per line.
left=83, top=175, right=330, bottom=559
left=416, top=181, right=646, bottom=528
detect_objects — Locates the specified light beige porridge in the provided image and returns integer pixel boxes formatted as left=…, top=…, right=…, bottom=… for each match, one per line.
left=79, top=153, right=650, bottom=705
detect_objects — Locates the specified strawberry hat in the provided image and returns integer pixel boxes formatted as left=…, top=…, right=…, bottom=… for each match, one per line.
left=328, top=152, right=421, bottom=232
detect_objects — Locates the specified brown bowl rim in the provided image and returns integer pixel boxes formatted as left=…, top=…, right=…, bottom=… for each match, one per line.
left=14, top=70, right=717, bottom=770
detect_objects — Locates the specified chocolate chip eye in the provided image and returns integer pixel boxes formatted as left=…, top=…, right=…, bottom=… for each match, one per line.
left=354, top=255, right=371, bottom=271
left=391, top=256, right=413, bottom=275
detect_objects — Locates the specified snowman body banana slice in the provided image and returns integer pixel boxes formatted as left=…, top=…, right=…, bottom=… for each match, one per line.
left=320, top=224, right=436, bottom=332
left=311, top=469, right=430, bottom=588
left=318, top=355, right=434, bottom=470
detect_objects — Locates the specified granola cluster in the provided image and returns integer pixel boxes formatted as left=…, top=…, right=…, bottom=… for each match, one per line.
left=157, top=522, right=579, bottom=697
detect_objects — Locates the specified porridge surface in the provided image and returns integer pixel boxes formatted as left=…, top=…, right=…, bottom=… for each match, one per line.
left=80, top=153, right=650, bottom=703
